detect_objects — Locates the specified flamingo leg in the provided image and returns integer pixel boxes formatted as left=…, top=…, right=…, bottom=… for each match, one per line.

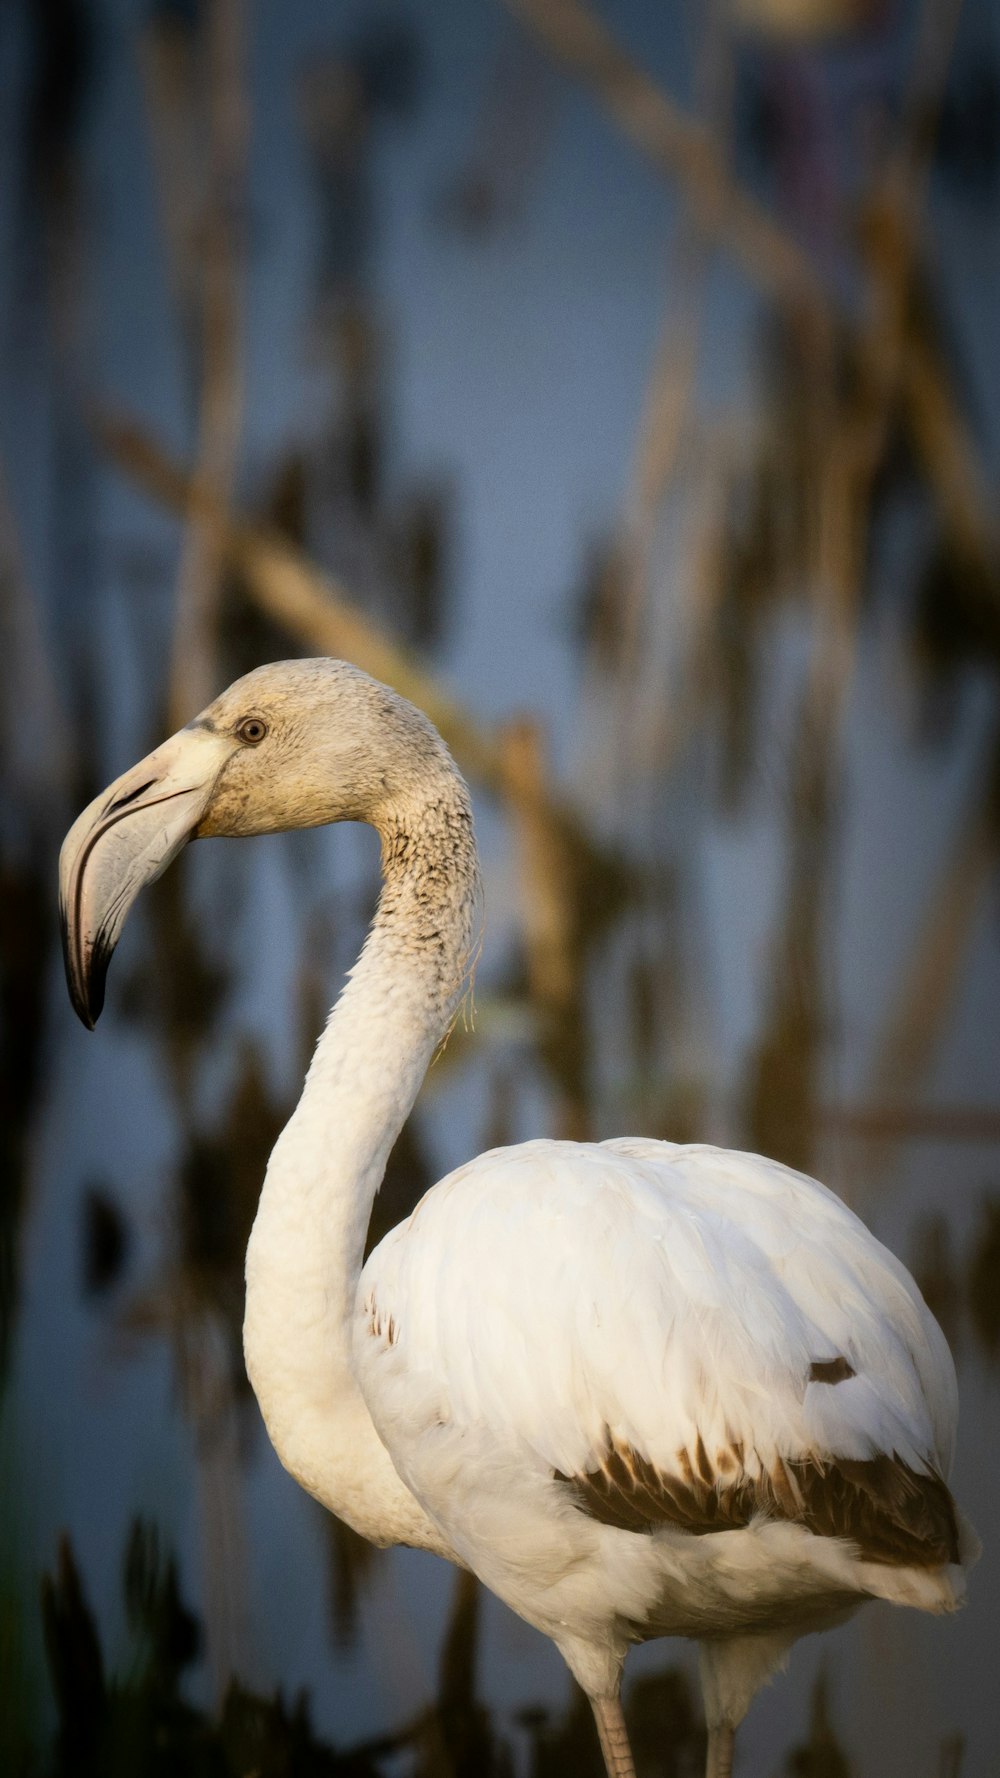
left=591, top=1694, right=638, bottom=1778
left=706, top=1723, right=735, bottom=1778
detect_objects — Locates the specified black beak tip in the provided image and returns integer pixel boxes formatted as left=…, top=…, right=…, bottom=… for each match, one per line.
left=59, top=903, right=106, bottom=1030
left=74, top=988, right=101, bottom=1032
left=84, top=944, right=111, bottom=1028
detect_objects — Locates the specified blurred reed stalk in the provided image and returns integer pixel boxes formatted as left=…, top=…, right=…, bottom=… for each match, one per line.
left=500, top=719, right=588, bottom=1138
left=594, top=0, right=732, bottom=804
left=0, top=462, right=69, bottom=843
left=442, top=32, right=554, bottom=229
left=507, top=0, right=996, bottom=600
left=566, top=1, right=738, bottom=1144
left=139, top=9, right=203, bottom=355
left=860, top=772, right=999, bottom=1180
left=757, top=0, right=969, bottom=1185
left=804, top=0, right=992, bottom=1183
left=142, top=0, right=249, bottom=728
left=514, top=0, right=998, bottom=1187
left=137, top=0, right=253, bottom=1700
left=0, top=465, right=69, bottom=1386
left=506, top=0, right=830, bottom=324
left=806, top=0, right=968, bottom=723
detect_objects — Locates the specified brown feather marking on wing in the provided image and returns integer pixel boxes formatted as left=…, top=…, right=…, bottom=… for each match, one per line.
left=714, top=1443, right=739, bottom=1478
left=769, top=1454, right=803, bottom=1519
left=556, top=1431, right=960, bottom=1566
left=693, top=1431, right=715, bottom=1489
left=810, top=1357, right=856, bottom=1383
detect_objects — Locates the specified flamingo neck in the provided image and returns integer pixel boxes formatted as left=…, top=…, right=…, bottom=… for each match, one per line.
left=243, top=769, right=480, bottom=1551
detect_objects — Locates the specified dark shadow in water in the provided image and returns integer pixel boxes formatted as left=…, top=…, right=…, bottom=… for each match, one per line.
left=783, top=1672, right=851, bottom=1778
left=0, top=853, right=54, bottom=1382
left=31, top=1522, right=714, bottom=1778
left=38, top=1524, right=392, bottom=1778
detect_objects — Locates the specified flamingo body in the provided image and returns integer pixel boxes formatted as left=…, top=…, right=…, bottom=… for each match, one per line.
left=57, top=659, right=975, bottom=1778
left=356, top=1136, right=966, bottom=1713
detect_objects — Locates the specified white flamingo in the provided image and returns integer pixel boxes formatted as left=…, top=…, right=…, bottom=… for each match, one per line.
left=60, top=659, right=975, bottom=1778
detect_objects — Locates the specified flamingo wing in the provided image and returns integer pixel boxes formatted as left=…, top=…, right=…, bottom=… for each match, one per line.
left=354, top=1139, right=959, bottom=1568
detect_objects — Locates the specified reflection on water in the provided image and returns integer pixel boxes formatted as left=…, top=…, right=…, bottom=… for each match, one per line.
left=38, top=1522, right=709, bottom=1777
left=2, top=0, right=1000, bottom=1774
left=35, top=1516, right=869, bottom=1775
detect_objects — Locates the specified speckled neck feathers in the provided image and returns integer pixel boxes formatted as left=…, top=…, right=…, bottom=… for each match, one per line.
left=375, top=773, right=482, bottom=1021
left=242, top=746, right=480, bottom=1552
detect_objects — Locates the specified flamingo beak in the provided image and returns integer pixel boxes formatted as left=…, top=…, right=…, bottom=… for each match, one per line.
left=58, top=724, right=234, bottom=1028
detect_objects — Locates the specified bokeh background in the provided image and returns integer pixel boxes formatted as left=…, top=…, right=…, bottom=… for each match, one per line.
left=2, top=0, right=1000, bottom=1773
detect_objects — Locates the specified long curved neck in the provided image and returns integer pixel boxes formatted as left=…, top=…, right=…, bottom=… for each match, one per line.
left=243, top=764, right=481, bottom=1552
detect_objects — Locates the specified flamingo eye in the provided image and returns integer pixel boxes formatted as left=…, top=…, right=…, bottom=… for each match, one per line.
left=237, top=717, right=268, bottom=745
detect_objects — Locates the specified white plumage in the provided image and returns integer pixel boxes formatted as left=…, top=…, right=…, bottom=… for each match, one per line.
left=360, top=1137, right=955, bottom=1487
left=354, top=1139, right=965, bottom=1722
left=59, top=660, right=974, bottom=1778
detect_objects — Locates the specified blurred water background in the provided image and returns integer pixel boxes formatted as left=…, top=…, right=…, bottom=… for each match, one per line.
left=2, top=0, right=1000, bottom=1773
